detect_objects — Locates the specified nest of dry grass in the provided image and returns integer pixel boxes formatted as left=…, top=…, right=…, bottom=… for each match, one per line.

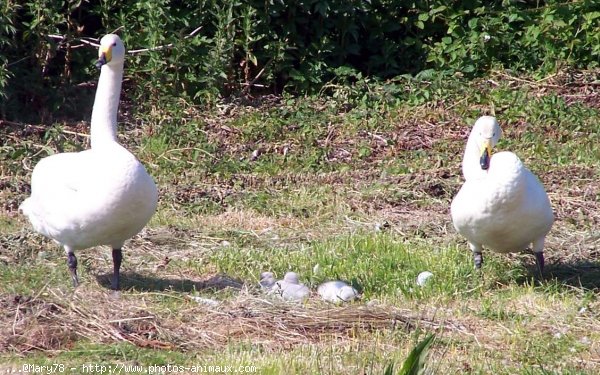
left=0, top=287, right=448, bottom=354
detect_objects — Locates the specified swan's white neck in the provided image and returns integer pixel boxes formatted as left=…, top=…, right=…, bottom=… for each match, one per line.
left=90, top=63, right=123, bottom=148
left=462, top=132, right=486, bottom=181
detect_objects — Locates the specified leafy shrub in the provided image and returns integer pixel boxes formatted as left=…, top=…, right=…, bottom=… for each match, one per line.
left=426, top=0, right=600, bottom=75
left=1, top=0, right=598, bottom=122
left=0, top=2, right=17, bottom=113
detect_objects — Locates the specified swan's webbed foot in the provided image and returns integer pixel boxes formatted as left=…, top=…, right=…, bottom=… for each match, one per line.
left=67, top=252, right=79, bottom=287
left=534, top=252, right=545, bottom=275
left=111, top=248, right=122, bottom=290
left=473, top=252, right=483, bottom=269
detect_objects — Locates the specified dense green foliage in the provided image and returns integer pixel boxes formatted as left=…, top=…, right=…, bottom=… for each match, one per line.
left=1, top=0, right=599, bottom=121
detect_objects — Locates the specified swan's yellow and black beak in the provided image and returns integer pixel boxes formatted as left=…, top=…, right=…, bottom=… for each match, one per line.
left=95, top=45, right=112, bottom=69
left=479, top=139, right=493, bottom=170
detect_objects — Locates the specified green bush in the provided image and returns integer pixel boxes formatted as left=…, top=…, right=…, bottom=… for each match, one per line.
left=0, top=1, right=17, bottom=111
left=1, top=0, right=598, bottom=122
left=426, top=0, right=600, bottom=74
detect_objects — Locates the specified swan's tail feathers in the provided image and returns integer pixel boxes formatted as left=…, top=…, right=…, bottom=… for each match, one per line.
left=18, top=197, right=32, bottom=215
left=19, top=198, right=38, bottom=228
left=19, top=198, right=51, bottom=239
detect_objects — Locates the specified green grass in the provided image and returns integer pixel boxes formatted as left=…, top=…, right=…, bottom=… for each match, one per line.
left=1, top=71, right=600, bottom=373
left=210, top=232, right=528, bottom=301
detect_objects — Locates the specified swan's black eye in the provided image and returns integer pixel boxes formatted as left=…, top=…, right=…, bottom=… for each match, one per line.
left=493, top=132, right=496, bottom=137
left=112, top=42, right=117, bottom=47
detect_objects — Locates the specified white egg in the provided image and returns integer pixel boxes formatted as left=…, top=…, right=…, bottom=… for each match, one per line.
left=416, top=271, right=434, bottom=287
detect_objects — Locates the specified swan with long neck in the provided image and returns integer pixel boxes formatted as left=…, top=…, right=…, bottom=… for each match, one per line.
left=20, top=34, right=158, bottom=290
left=450, top=116, right=553, bottom=272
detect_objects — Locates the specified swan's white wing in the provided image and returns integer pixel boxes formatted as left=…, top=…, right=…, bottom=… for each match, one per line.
left=21, top=151, right=91, bottom=240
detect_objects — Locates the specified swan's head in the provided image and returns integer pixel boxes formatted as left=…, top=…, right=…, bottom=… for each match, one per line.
left=472, top=116, right=502, bottom=170
left=95, top=34, right=126, bottom=69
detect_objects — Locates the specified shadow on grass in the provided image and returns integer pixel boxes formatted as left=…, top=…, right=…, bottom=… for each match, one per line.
left=94, top=272, right=244, bottom=292
left=544, top=260, right=600, bottom=290
left=517, top=259, right=600, bottom=290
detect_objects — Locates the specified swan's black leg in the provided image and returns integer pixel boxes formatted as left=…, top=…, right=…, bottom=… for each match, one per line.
left=474, top=252, right=483, bottom=269
left=112, top=248, right=123, bottom=290
left=67, top=252, right=79, bottom=287
left=534, top=252, right=545, bottom=275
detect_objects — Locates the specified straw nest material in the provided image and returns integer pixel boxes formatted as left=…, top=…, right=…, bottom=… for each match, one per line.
left=0, top=289, right=445, bottom=353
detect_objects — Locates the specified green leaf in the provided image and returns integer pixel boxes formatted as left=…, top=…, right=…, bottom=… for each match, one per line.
left=462, top=64, right=475, bottom=73
left=468, top=17, right=478, bottom=29
left=289, top=69, right=306, bottom=82
left=383, top=362, right=395, bottom=375
left=584, top=11, right=600, bottom=22
left=398, top=334, right=435, bottom=375
left=552, top=19, right=567, bottom=28
left=248, top=53, right=258, bottom=66
left=430, top=5, right=446, bottom=14
left=508, top=13, right=520, bottom=23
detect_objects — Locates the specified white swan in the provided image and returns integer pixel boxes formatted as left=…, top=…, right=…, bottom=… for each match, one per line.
left=450, top=116, right=553, bottom=272
left=19, top=34, right=158, bottom=290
